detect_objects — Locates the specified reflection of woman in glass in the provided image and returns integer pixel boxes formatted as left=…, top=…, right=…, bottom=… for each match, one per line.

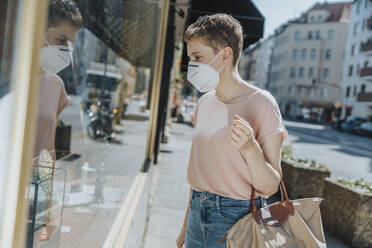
left=31, top=1, right=83, bottom=247
left=33, top=0, right=83, bottom=163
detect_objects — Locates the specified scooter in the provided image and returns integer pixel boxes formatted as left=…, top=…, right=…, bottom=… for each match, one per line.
left=87, top=99, right=116, bottom=141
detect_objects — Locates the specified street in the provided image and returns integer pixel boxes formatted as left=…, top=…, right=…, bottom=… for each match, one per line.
left=283, top=120, right=372, bottom=182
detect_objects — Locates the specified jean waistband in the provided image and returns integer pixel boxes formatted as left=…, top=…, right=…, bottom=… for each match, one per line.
left=191, top=189, right=263, bottom=207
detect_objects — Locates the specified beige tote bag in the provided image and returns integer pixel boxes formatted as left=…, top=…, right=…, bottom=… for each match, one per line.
left=219, top=181, right=327, bottom=248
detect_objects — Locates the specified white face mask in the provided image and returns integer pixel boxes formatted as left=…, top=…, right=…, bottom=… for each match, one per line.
left=40, top=39, right=72, bottom=74
left=187, top=49, right=225, bottom=93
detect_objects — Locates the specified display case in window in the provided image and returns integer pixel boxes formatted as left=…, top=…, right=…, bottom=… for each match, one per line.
left=26, top=164, right=66, bottom=248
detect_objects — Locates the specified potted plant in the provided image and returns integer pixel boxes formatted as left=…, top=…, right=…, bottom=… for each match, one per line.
left=281, top=145, right=331, bottom=199
left=321, top=178, right=372, bottom=248
left=55, top=119, right=71, bottom=160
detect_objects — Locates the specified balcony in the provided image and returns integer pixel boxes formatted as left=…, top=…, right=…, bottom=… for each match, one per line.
left=360, top=67, right=372, bottom=80
left=360, top=39, right=372, bottom=56
left=357, top=92, right=372, bottom=102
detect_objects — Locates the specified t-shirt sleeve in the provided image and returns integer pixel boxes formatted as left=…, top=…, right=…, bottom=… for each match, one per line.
left=57, top=81, right=70, bottom=115
left=255, top=94, right=288, bottom=146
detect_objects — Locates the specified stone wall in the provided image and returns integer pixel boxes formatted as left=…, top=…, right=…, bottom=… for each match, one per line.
left=321, top=178, right=372, bottom=248
left=281, top=161, right=331, bottom=199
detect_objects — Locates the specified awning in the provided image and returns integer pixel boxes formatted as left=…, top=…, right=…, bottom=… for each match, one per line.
left=75, top=0, right=162, bottom=67
left=188, top=0, right=264, bottom=48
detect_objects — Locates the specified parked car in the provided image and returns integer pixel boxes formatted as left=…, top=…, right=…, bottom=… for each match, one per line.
left=360, top=122, right=372, bottom=137
left=340, top=116, right=367, bottom=133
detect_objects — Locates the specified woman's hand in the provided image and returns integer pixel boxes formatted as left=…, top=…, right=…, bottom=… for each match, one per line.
left=176, top=231, right=185, bottom=248
left=229, top=115, right=256, bottom=151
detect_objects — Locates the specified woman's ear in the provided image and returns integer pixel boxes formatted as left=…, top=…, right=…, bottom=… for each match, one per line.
left=222, top=47, right=233, bottom=63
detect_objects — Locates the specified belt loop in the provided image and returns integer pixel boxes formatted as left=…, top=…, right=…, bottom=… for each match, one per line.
left=216, top=194, right=220, bottom=210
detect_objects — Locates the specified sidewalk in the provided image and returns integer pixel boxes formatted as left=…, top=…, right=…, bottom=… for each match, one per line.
left=142, top=123, right=350, bottom=248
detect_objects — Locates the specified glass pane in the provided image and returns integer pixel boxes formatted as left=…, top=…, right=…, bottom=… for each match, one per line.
left=0, top=0, right=20, bottom=230
left=28, top=0, right=163, bottom=247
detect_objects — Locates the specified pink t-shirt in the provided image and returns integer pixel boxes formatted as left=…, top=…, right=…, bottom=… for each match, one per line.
left=187, top=89, right=288, bottom=200
left=33, top=74, right=70, bottom=160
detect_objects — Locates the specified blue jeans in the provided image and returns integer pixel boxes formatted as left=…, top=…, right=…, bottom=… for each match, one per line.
left=185, top=190, right=265, bottom=248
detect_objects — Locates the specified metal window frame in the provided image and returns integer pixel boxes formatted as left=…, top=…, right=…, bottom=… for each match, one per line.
left=0, top=0, right=48, bottom=247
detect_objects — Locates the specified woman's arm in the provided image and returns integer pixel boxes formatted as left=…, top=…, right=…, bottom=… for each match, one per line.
left=230, top=116, right=283, bottom=196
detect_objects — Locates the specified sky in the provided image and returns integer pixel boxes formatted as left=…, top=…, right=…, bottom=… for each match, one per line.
left=251, top=0, right=353, bottom=38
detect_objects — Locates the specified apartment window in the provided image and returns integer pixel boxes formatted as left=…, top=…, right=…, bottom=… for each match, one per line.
left=353, top=85, right=357, bottom=96
left=351, top=44, right=355, bottom=56
left=321, top=88, right=328, bottom=98
left=365, top=60, right=369, bottom=67
left=362, top=19, right=366, bottom=31
left=361, top=84, right=366, bottom=93
left=290, top=67, right=296, bottom=78
left=308, top=31, right=313, bottom=40
left=299, top=67, right=305, bottom=78
left=300, top=87, right=306, bottom=96
left=295, top=31, right=301, bottom=42
left=311, top=16, right=315, bottom=22
left=365, top=0, right=368, bottom=8
left=301, top=48, right=307, bottom=59
left=315, top=30, right=321, bottom=40
left=323, top=68, right=330, bottom=80
left=349, top=65, right=353, bottom=76
left=318, top=15, right=322, bottom=21
left=328, top=30, right=335, bottom=40
left=310, top=49, right=317, bottom=60
left=308, top=67, right=314, bottom=78
left=292, top=49, right=298, bottom=60
left=357, top=0, right=360, bottom=13
left=357, top=64, right=360, bottom=74
left=288, top=86, right=294, bottom=95
left=346, top=86, right=351, bottom=97
left=310, top=88, right=315, bottom=97
left=353, top=22, right=359, bottom=35
left=325, top=49, right=332, bottom=60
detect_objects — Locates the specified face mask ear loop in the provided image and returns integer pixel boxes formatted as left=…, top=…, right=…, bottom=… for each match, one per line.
left=217, top=63, right=225, bottom=73
left=208, top=49, right=224, bottom=66
left=208, top=49, right=226, bottom=73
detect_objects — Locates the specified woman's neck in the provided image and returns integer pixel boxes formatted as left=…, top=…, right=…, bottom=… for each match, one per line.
left=215, top=67, right=252, bottom=103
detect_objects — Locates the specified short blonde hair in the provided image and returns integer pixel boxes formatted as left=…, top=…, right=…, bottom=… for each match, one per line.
left=184, top=14, right=243, bottom=66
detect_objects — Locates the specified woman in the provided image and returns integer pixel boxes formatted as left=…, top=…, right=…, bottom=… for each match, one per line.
left=33, top=0, right=83, bottom=163
left=176, top=14, right=288, bottom=247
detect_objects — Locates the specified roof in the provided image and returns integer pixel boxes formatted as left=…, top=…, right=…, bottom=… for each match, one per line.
left=305, top=2, right=351, bottom=22
left=272, top=1, right=351, bottom=36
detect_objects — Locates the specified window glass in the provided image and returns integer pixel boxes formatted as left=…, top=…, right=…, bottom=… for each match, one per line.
left=301, top=48, right=307, bottom=60
left=328, top=30, right=334, bottom=40
left=26, top=0, right=165, bottom=247
left=311, top=49, right=316, bottom=60
left=0, top=0, right=20, bottom=225
left=290, top=67, right=296, bottom=78
left=323, top=68, right=330, bottom=80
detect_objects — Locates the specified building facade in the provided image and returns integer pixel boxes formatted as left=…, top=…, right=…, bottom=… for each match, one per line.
left=268, top=2, right=351, bottom=121
left=340, top=0, right=372, bottom=120
left=239, top=36, right=274, bottom=90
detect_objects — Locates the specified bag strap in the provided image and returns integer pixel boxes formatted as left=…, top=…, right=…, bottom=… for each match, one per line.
left=250, top=180, right=295, bottom=224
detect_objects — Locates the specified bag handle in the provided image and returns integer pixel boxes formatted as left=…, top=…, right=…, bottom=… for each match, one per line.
left=250, top=180, right=295, bottom=224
